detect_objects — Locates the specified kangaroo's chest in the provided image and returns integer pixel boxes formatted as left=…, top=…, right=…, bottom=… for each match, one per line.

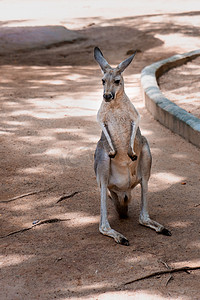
left=106, top=109, right=131, bottom=151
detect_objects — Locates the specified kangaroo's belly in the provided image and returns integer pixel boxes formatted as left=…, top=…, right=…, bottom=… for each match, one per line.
left=108, top=158, right=139, bottom=191
left=106, top=110, right=141, bottom=191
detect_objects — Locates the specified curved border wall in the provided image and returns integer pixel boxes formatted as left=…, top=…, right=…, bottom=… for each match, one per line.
left=141, top=49, right=200, bottom=148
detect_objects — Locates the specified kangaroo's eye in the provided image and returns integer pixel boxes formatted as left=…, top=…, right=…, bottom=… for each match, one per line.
left=114, top=79, right=120, bottom=85
left=102, top=79, right=105, bottom=85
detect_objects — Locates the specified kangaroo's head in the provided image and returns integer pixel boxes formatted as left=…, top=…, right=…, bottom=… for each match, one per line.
left=94, top=47, right=136, bottom=102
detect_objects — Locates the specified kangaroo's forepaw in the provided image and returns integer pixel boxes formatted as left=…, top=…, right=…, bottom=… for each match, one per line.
left=109, top=150, right=117, bottom=158
left=128, top=153, right=137, bottom=161
left=157, top=228, right=172, bottom=236
left=128, top=148, right=137, bottom=161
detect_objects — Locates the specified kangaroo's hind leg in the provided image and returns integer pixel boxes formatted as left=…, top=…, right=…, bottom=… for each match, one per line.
left=139, top=139, right=172, bottom=236
left=94, top=141, right=129, bottom=245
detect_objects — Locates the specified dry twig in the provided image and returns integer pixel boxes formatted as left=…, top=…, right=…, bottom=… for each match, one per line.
left=159, top=260, right=171, bottom=270
left=0, top=187, right=53, bottom=203
left=0, top=218, right=69, bottom=238
left=123, top=266, right=200, bottom=286
left=158, top=260, right=174, bottom=286
left=56, top=191, right=80, bottom=203
left=166, top=275, right=174, bottom=286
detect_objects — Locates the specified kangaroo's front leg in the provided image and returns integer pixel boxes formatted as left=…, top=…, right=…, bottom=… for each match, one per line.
left=128, top=119, right=139, bottom=161
left=99, top=121, right=116, bottom=158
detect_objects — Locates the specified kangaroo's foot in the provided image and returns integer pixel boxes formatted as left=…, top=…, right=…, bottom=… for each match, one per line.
left=99, top=226, right=129, bottom=246
left=157, top=227, right=172, bottom=236
left=139, top=214, right=172, bottom=236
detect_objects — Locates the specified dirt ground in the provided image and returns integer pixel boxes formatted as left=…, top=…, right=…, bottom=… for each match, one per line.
left=0, top=1, right=200, bottom=300
left=159, top=56, right=200, bottom=119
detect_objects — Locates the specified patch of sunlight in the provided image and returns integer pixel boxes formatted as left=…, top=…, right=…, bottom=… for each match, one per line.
left=98, top=291, right=153, bottom=300
left=61, top=212, right=99, bottom=228
left=27, top=98, right=64, bottom=108
left=135, top=101, right=145, bottom=109
left=29, top=85, right=41, bottom=89
left=190, top=241, right=200, bottom=250
left=125, top=86, right=141, bottom=98
left=171, top=153, right=188, bottom=159
left=65, top=73, right=84, bottom=81
left=172, top=259, right=200, bottom=269
left=140, top=129, right=153, bottom=136
left=3, top=101, right=22, bottom=108
left=169, top=221, right=192, bottom=228
left=0, top=254, right=34, bottom=267
left=4, top=120, right=30, bottom=127
left=70, top=282, right=106, bottom=292
left=69, top=215, right=99, bottom=227
left=11, top=93, right=102, bottom=119
left=126, top=253, right=154, bottom=264
left=28, top=79, right=65, bottom=85
left=0, top=0, right=199, bottom=27
left=53, top=94, right=102, bottom=111
left=11, top=203, right=35, bottom=211
left=29, top=66, right=48, bottom=70
left=155, top=33, right=200, bottom=51
left=151, top=172, right=185, bottom=184
left=81, top=290, right=188, bottom=300
left=10, top=108, right=66, bottom=119
left=0, top=130, right=12, bottom=136
left=0, top=78, right=12, bottom=83
left=180, top=67, right=200, bottom=74
left=54, top=127, right=98, bottom=143
left=45, top=148, right=66, bottom=157
left=151, top=148, right=162, bottom=155
left=103, top=291, right=188, bottom=300
left=0, top=126, right=17, bottom=132
left=64, top=108, right=97, bottom=117
left=17, top=166, right=45, bottom=174
left=18, top=134, right=56, bottom=144
left=174, top=14, right=200, bottom=28
left=11, top=109, right=35, bottom=117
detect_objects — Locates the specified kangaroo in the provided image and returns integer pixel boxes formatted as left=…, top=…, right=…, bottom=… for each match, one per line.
left=94, top=47, right=171, bottom=246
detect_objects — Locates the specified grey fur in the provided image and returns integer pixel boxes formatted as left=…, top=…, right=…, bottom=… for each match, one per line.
left=94, top=48, right=171, bottom=245
left=94, top=47, right=111, bottom=73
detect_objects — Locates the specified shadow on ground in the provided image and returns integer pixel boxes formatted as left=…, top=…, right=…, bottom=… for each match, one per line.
left=0, top=11, right=200, bottom=300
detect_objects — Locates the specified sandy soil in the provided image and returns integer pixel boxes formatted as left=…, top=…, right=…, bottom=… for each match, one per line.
left=159, top=56, right=200, bottom=119
left=0, top=1, right=200, bottom=300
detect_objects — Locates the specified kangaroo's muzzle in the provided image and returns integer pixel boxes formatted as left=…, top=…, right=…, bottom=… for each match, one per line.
left=103, top=92, right=115, bottom=102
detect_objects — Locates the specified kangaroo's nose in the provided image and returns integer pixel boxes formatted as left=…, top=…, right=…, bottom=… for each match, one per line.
left=103, top=93, right=114, bottom=102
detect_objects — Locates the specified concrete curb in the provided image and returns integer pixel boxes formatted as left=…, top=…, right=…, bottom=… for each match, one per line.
left=141, top=49, right=200, bottom=148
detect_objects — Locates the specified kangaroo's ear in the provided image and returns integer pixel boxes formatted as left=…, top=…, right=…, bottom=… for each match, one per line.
left=94, top=47, right=111, bottom=73
left=116, top=51, right=136, bottom=74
